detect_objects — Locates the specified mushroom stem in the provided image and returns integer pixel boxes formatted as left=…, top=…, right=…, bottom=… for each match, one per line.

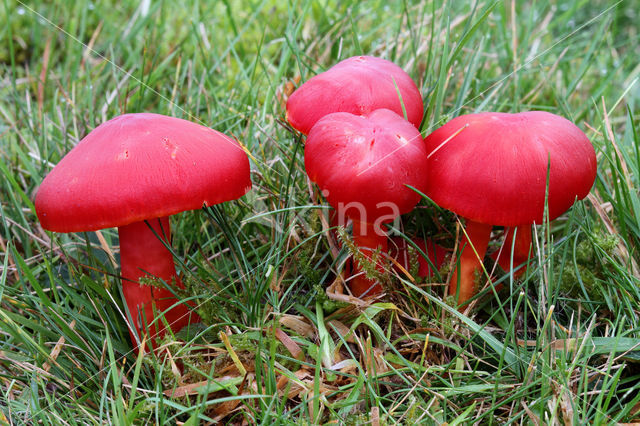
left=118, top=217, right=199, bottom=348
left=491, top=226, right=533, bottom=276
left=449, top=219, right=492, bottom=306
left=349, top=220, right=388, bottom=297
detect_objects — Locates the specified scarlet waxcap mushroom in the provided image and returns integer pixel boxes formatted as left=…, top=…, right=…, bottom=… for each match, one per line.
left=424, top=111, right=596, bottom=306
left=35, top=113, right=252, bottom=348
left=305, top=109, right=428, bottom=296
left=425, top=111, right=597, bottom=226
left=287, top=56, right=423, bottom=135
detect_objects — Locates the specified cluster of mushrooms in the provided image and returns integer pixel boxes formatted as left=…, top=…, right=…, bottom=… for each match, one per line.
left=287, top=55, right=597, bottom=304
left=34, top=55, right=597, bottom=350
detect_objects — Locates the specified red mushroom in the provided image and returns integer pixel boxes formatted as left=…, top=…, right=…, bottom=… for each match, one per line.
left=35, top=113, right=251, bottom=348
left=424, top=111, right=597, bottom=307
left=287, top=56, right=424, bottom=135
left=305, top=109, right=428, bottom=297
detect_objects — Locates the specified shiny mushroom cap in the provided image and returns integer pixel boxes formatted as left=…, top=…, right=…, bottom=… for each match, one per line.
left=305, top=109, right=428, bottom=224
left=287, top=56, right=423, bottom=135
left=36, top=113, right=252, bottom=232
left=424, top=111, right=597, bottom=226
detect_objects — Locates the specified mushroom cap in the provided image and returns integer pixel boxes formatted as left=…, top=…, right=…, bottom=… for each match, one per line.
left=36, top=113, right=252, bottom=232
left=305, top=109, right=428, bottom=223
left=286, top=56, right=423, bottom=135
left=424, top=111, right=597, bottom=226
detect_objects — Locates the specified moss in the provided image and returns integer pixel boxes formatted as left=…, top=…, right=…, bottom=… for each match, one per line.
left=341, top=413, right=389, bottom=425
left=403, top=396, right=423, bottom=424
left=405, top=243, right=422, bottom=283
left=227, top=332, right=258, bottom=352
left=288, top=208, right=331, bottom=287
left=296, top=236, right=324, bottom=285
left=557, top=231, right=620, bottom=304
left=177, top=274, right=245, bottom=332
left=314, top=283, right=349, bottom=314
left=336, top=226, right=390, bottom=284
left=339, top=414, right=368, bottom=425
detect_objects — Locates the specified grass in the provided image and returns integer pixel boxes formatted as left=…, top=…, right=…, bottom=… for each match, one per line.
left=1, top=0, right=639, bottom=423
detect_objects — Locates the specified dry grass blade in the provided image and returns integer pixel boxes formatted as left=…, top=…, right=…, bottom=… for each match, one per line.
left=371, top=406, right=380, bottom=426
left=37, top=37, right=52, bottom=118
left=587, top=191, right=640, bottom=276
left=219, top=331, right=248, bottom=376
left=326, top=275, right=372, bottom=307
left=522, top=401, right=541, bottom=426
left=94, top=230, right=117, bottom=268
left=42, top=319, right=76, bottom=373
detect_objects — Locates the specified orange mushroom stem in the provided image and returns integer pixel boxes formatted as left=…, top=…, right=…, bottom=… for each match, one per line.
left=449, top=219, right=492, bottom=306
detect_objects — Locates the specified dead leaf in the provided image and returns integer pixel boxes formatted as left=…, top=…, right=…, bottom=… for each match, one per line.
left=212, top=375, right=247, bottom=421
left=274, top=327, right=304, bottom=360
left=163, top=375, right=243, bottom=398
left=280, top=315, right=315, bottom=338
left=327, top=319, right=355, bottom=343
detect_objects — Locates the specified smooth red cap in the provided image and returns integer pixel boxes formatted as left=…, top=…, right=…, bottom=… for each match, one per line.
left=424, top=111, right=597, bottom=226
left=36, top=113, right=252, bottom=232
left=305, top=109, right=428, bottom=223
left=287, top=56, right=423, bottom=135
